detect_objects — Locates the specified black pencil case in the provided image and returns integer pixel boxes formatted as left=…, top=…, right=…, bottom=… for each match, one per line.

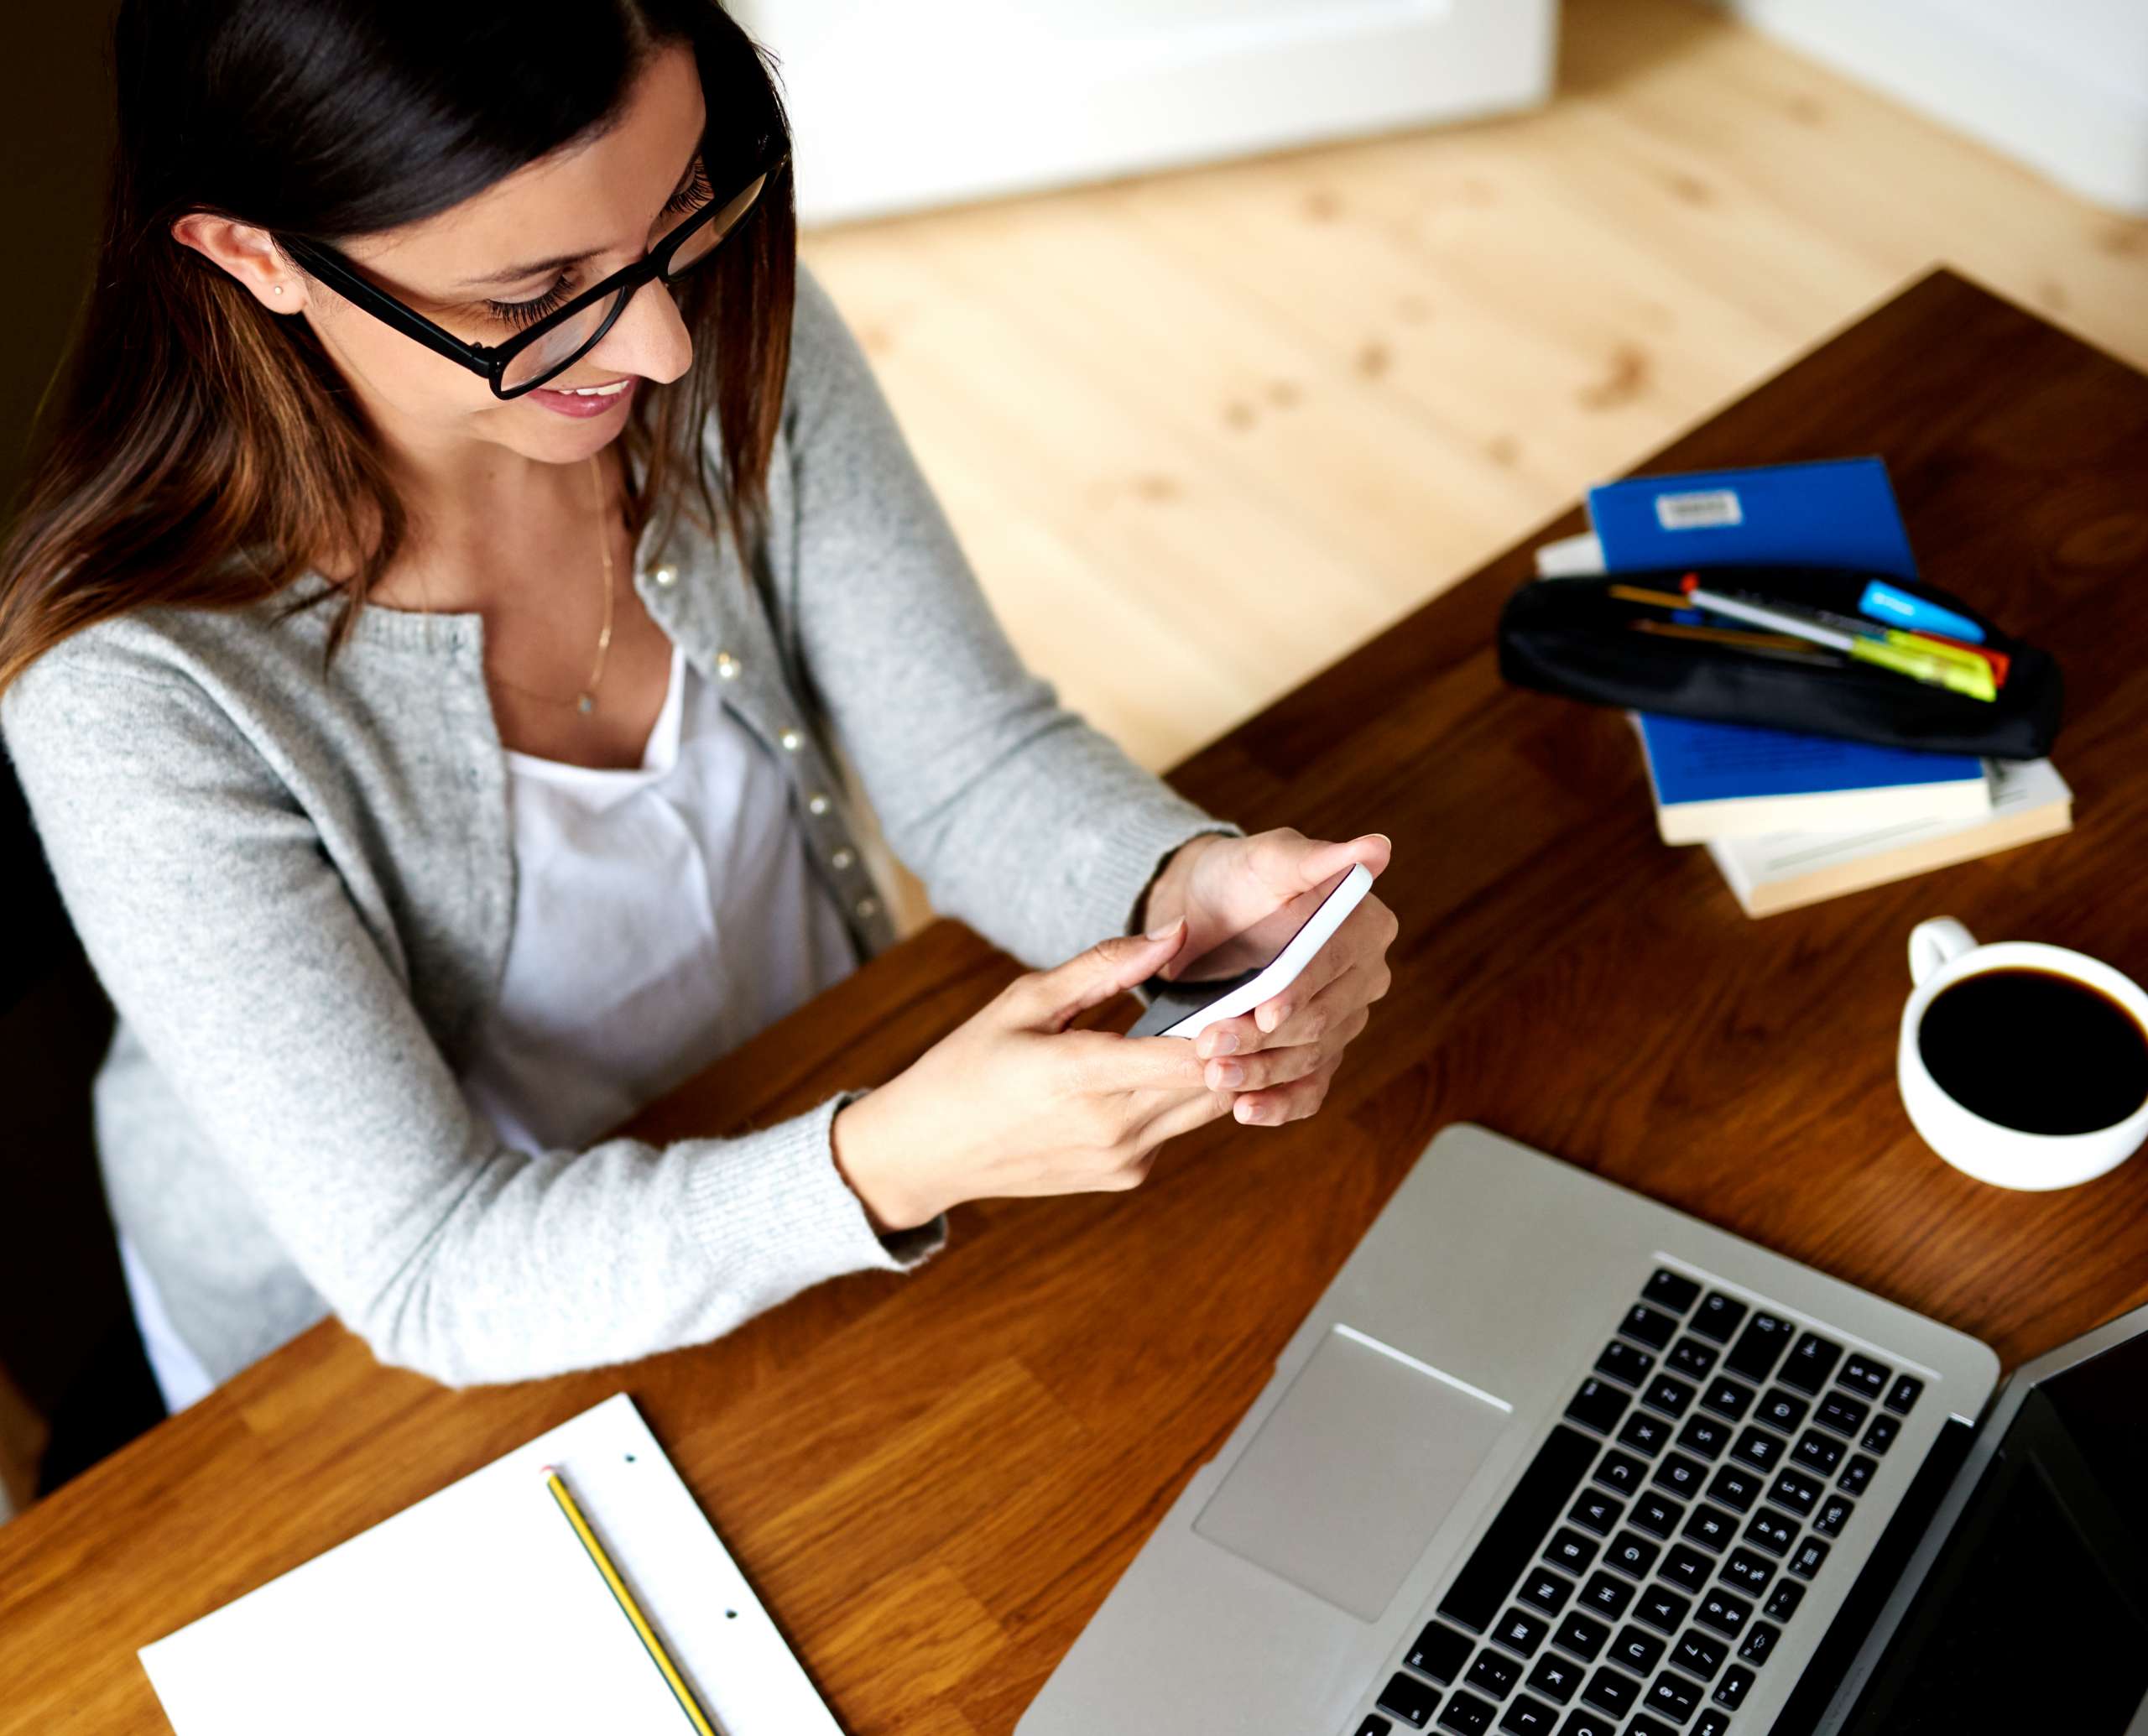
left=1496, top=563, right=2063, bottom=760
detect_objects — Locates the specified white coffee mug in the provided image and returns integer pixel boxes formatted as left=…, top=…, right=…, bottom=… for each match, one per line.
left=1899, top=917, right=2148, bottom=1191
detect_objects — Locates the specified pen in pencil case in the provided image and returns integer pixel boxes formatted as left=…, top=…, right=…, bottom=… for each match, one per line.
left=1678, top=579, right=1997, bottom=701
left=544, top=1466, right=726, bottom=1736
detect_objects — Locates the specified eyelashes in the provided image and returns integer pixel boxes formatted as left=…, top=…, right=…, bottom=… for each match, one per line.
left=482, top=159, right=716, bottom=329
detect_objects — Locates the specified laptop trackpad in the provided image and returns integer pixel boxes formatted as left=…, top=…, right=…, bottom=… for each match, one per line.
left=1192, top=1326, right=1510, bottom=1622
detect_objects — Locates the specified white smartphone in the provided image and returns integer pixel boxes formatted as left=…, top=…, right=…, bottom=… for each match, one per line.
left=1126, top=862, right=1374, bottom=1040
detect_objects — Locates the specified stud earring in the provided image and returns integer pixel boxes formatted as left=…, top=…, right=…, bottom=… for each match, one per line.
left=273, top=285, right=284, bottom=296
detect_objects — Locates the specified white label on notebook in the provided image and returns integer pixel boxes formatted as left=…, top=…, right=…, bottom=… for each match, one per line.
left=1655, top=488, right=1744, bottom=530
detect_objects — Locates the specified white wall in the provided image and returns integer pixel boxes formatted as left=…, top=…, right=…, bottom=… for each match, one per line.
left=731, top=0, right=1559, bottom=227
left=1720, top=0, right=2148, bottom=216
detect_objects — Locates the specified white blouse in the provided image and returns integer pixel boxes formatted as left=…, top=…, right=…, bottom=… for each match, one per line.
left=128, top=638, right=860, bottom=1411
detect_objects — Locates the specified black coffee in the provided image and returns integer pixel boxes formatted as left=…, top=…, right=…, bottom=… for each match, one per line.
left=1918, top=967, right=2148, bottom=1135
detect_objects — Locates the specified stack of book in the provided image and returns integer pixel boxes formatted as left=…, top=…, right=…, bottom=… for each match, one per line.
left=1534, top=458, right=2072, bottom=918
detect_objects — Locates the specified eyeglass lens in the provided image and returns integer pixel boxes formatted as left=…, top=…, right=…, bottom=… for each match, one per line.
left=500, top=170, right=772, bottom=394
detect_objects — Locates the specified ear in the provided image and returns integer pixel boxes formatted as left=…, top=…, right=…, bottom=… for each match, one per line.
left=169, top=212, right=308, bottom=313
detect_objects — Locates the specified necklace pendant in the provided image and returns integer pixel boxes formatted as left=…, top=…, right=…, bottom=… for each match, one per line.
left=576, top=693, right=594, bottom=715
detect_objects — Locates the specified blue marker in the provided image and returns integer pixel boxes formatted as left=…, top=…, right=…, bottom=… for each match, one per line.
left=1858, top=580, right=1985, bottom=645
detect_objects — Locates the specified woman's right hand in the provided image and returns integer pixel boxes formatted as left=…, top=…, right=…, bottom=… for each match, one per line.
left=831, top=917, right=1235, bottom=1232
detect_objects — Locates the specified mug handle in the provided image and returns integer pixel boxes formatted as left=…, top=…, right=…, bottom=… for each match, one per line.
left=1909, top=917, right=1977, bottom=987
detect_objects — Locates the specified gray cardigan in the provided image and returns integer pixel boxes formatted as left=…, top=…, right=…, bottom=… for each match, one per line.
left=0, top=262, right=1242, bottom=1390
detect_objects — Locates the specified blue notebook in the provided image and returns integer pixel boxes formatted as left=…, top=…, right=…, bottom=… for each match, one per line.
left=1634, top=712, right=1989, bottom=843
left=1587, top=456, right=1916, bottom=577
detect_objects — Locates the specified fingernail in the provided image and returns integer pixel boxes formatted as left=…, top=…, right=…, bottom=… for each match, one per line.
left=1208, top=1060, right=1243, bottom=1087
left=1207, top=1030, right=1238, bottom=1056
left=1145, top=915, right=1183, bottom=940
left=1259, top=1005, right=1281, bottom=1033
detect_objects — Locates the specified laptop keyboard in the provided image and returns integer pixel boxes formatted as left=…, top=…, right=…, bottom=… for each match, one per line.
left=1353, top=1267, right=1925, bottom=1736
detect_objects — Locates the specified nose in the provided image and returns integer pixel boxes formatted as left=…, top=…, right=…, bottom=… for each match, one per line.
left=589, top=276, right=693, bottom=385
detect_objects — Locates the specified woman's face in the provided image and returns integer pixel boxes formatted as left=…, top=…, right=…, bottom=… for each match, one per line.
left=248, top=43, right=710, bottom=471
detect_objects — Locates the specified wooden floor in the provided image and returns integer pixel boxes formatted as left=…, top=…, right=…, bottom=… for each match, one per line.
left=800, top=0, right=2148, bottom=941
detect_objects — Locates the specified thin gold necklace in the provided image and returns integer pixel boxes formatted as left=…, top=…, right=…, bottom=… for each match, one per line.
left=482, top=452, right=616, bottom=717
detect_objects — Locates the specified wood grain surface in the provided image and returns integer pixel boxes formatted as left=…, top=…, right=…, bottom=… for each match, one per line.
left=4, top=268, right=2145, bottom=1734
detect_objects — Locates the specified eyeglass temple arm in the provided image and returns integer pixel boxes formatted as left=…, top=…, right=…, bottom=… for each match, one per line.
left=277, top=237, right=503, bottom=378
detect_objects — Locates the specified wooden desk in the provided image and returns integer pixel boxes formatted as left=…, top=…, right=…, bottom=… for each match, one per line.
left=5, top=268, right=2146, bottom=1734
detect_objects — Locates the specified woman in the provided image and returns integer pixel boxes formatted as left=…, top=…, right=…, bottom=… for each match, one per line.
left=0, top=0, right=1396, bottom=1409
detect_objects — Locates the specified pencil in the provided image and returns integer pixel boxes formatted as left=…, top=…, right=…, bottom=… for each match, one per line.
left=545, top=1467, right=725, bottom=1736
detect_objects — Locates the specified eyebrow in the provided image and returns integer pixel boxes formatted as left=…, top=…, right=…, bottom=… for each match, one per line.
left=456, top=143, right=705, bottom=289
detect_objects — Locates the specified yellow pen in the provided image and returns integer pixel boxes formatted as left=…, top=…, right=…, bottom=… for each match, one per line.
left=545, top=1467, right=725, bottom=1736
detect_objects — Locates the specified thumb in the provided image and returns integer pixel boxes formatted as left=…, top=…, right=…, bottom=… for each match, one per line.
left=1017, top=916, right=1186, bottom=1031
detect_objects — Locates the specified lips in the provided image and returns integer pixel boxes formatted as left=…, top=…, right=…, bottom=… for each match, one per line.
left=529, top=377, right=639, bottom=419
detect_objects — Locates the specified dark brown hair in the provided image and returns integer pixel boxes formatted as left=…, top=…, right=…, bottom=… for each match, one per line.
left=0, top=0, right=795, bottom=697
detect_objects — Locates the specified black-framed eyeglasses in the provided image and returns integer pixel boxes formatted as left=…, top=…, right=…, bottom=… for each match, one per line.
left=278, top=143, right=789, bottom=399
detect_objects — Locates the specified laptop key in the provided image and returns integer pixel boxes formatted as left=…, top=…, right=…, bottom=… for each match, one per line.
left=1666, top=1337, right=1718, bottom=1380
left=1660, top=1544, right=1713, bottom=1595
left=1763, top=1580, right=1804, bottom=1622
left=1436, top=1688, right=1496, bottom=1735
left=1729, top=1427, right=1783, bottom=1473
left=1679, top=1502, right=1735, bottom=1553
left=1554, top=1608, right=1611, bottom=1662
left=1742, top=1509, right=1796, bottom=1556
left=1358, top=1718, right=1395, bottom=1736
left=1723, top=1313, right=1796, bottom=1383
left=1620, top=1304, right=1680, bottom=1351
left=1719, top=1547, right=1774, bottom=1593
left=1640, top=1374, right=1697, bottom=1420
left=1754, top=1386, right=1808, bottom=1434
left=1634, top=1586, right=1691, bottom=1634
left=1814, top=1391, right=1869, bottom=1437
left=1705, top=1464, right=1763, bottom=1514
left=1676, top=1414, right=1731, bottom=1461
left=1643, top=1269, right=1702, bottom=1313
left=1793, top=1428, right=1843, bottom=1474
left=1408, top=1623, right=1475, bottom=1684
left=1520, top=1569, right=1576, bottom=1617
left=1739, top=1620, right=1781, bottom=1666
left=1626, top=1719, right=1680, bottom=1736
left=1780, top=1332, right=1843, bottom=1395
left=1838, top=1353, right=1890, bottom=1400
left=1603, top=1530, right=1659, bottom=1581
left=1618, top=1411, right=1673, bottom=1457
left=1813, top=1494, right=1853, bottom=1538
left=1594, top=1451, right=1647, bottom=1496
left=1629, top=1494, right=1683, bottom=1540
left=1565, top=1379, right=1629, bottom=1436
left=1789, top=1537, right=1830, bottom=1579
left=1644, top=1670, right=1705, bottom=1723
left=1497, top=1693, right=1558, bottom=1734
left=1437, top=1426, right=1598, bottom=1634
left=1568, top=1491, right=1622, bottom=1537
left=1544, top=1528, right=1597, bottom=1577
left=1695, top=1713, right=1732, bottom=1736
left=1555, top=1710, right=1617, bottom=1736
left=1885, top=1373, right=1925, bottom=1415
left=1698, top=1377, right=1755, bottom=1422
left=1492, top=1608, right=1551, bottom=1659
left=1527, top=1650, right=1582, bottom=1704
left=1595, top=1341, right=1655, bottom=1386
left=1467, top=1649, right=1521, bottom=1697
left=1694, top=1588, right=1752, bottom=1639
left=1770, top=1465, right=1823, bottom=1516
left=1651, top=1452, right=1706, bottom=1498
left=1713, top=1664, right=1755, bottom=1710
left=1609, top=1624, right=1664, bottom=1675
left=1839, top=1454, right=1877, bottom=1495
left=1580, top=1666, right=1640, bottom=1717
left=1377, top=1672, right=1441, bottom=1728
left=1672, top=1628, right=1728, bottom=1680
left=1861, top=1414, right=1900, bottom=1454
left=1579, top=1572, right=1634, bottom=1620
left=1691, top=1292, right=1747, bottom=1345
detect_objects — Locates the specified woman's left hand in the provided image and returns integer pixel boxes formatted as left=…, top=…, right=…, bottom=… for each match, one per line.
left=1138, top=827, right=1397, bottom=1127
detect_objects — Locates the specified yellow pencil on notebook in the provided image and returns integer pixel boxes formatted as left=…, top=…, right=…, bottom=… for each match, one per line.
left=545, top=1466, right=725, bottom=1736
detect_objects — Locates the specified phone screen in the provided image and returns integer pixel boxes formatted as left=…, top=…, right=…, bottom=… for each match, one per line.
left=1129, top=866, right=1356, bottom=1037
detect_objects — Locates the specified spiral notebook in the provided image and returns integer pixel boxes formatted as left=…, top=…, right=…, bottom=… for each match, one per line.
left=138, top=1394, right=841, bottom=1736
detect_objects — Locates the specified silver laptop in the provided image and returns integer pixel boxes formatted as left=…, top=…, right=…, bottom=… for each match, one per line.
left=1020, top=1123, right=2148, bottom=1734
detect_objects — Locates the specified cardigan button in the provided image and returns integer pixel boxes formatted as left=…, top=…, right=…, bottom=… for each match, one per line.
left=855, top=897, right=878, bottom=919
left=831, top=847, right=855, bottom=870
left=806, top=791, right=830, bottom=815
left=649, top=563, right=679, bottom=588
left=714, top=651, right=740, bottom=680
left=778, top=727, right=801, bottom=751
